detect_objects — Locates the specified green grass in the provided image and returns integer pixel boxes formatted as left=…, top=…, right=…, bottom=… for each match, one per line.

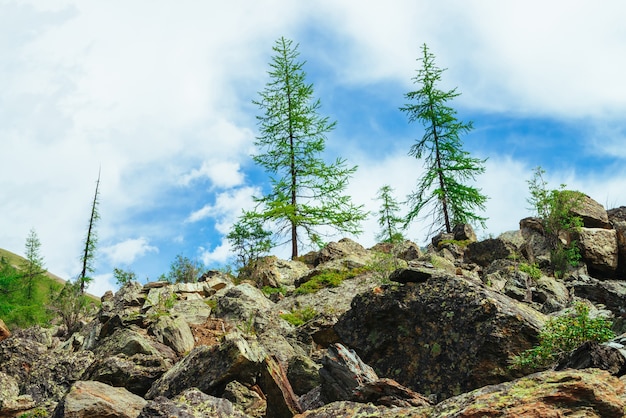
left=280, top=306, right=317, bottom=326
left=0, top=248, right=99, bottom=331
left=295, top=268, right=367, bottom=295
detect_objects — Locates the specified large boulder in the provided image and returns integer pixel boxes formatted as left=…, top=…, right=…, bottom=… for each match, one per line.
left=466, top=232, right=524, bottom=267
left=334, top=274, right=546, bottom=400
left=248, top=256, right=309, bottom=289
left=315, top=238, right=371, bottom=267
left=145, top=333, right=265, bottom=399
left=149, top=315, right=195, bottom=355
left=431, top=368, right=626, bottom=417
left=608, top=206, right=626, bottom=275
left=139, top=388, right=249, bottom=418
left=577, top=227, right=619, bottom=277
left=570, top=194, right=611, bottom=229
left=52, top=380, right=147, bottom=418
left=520, top=217, right=552, bottom=268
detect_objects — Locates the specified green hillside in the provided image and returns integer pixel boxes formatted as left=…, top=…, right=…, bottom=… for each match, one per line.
left=0, top=248, right=97, bottom=331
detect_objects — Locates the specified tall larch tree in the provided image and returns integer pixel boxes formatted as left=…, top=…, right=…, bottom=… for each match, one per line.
left=401, top=43, right=488, bottom=236
left=21, top=228, right=46, bottom=300
left=78, top=169, right=101, bottom=293
left=251, top=36, right=366, bottom=258
left=375, top=185, right=405, bottom=244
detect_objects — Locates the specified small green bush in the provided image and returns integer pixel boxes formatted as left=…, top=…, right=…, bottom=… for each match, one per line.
left=262, top=285, right=286, bottom=296
left=280, top=306, right=317, bottom=326
left=510, top=302, right=615, bottom=371
left=519, top=262, right=542, bottom=280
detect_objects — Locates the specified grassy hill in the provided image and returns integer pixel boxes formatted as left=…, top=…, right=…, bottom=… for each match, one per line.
left=0, top=247, right=98, bottom=331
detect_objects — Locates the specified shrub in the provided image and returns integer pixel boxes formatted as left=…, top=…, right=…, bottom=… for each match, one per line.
left=519, top=262, right=542, bottom=280
left=280, top=306, right=317, bottom=326
left=510, top=302, right=615, bottom=371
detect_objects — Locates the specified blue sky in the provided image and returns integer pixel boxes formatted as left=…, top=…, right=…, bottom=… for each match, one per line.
left=2, top=1, right=626, bottom=296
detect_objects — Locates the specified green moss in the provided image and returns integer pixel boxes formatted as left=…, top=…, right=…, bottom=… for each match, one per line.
left=262, top=285, right=286, bottom=296
left=519, top=262, right=542, bottom=280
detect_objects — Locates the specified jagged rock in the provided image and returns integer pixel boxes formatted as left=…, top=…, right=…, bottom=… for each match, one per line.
left=149, top=315, right=195, bottom=355
left=0, top=319, right=9, bottom=342
left=0, top=332, right=95, bottom=405
left=608, top=207, right=626, bottom=275
left=52, top=380, right=147, bottom=418
left=287, top=354, right=321, bottom=396
left=567, top=273, right=626, bottom=322
left=577, top=227, right=619, bottom=277
left=248, top=255, right=309, bottom=288
left=334, top=274, right=546, bottom=400
left=520, top=217, right=552, bottom=268
left=389, top=263, right=442, bottom=284
left=100, top=281, right=146, bottom=324
left=223, top=380, right=266, bottom=417
left=431, top=368, right=626, bottom=417
left=466, top=233, right=523, bottom=267
left=82, top=352, right=172, bottom=396
left=139, top=388, right=249, bottom=418
left=146, top=333, right=265, bottom=399
left=216, top=284, right=274, bottom=321
left=294, top=400, right=430, bottom=418
left=259, top=354, right=302, bottom=418
left=352, top=378, right=432, bottom=408
left=93, top=327, right=177, bottom=363
left=556, top=341, right=626, bottom=376
left=319, top=343, right=379, bottom=402
left=0, top=371, right=35, bottom=417
left=453, top=223, right=477, bottom=242
left=370, top=240, right=422, bottom=262
left=570, top=194, right=611, bottom=229
left=315, top=238, right=369, bottom=266
left=169, top=299, right=212, bottom=325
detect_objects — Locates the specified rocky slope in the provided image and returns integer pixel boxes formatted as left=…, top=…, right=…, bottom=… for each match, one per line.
left=2, top=198, right=626, bottom=417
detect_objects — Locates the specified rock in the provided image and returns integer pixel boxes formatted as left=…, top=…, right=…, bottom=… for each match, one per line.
left=216, top=284, right=274, bottom=321
left=608, top=207, right=626, bottom=275
left=223, top=380, right=266, bottom=417
left=149, top=316, right=195, bottom=355
left=352, top=378, right=432, bottom=408
left=388, top=264, right=441, bottom=284
left=315, top=238, right=369, bottom=266
left=319, top=343, right=378, bottom=402
left=52, top=380, right=147, bottom=418
left=82, top=352, right=172, bottom=396
left=287, top=354, right=321, bottom=396
left=568, top=273, right=626, bottom=321
left=334, top=274, right=546, bottom=400
left=294, top=400, right=430, bottom=418
left=570, top=194, right=611, bottom=229
left=139, top=388, right=249, bottom=418
left=146, top=333, right=265, bottom=399
left=93, top=327, right=177, bottom=364
left=259, top=354, right=302, bottom=418
left=466, top=234, right=523, bottom=267
left=432, top=368, right=626, bottom=417
left=0, top=371, right=35, bottom=417
left=249, top=256, right=309, bottom=288
left=169, top=299, right=212, bottom=325
left=556, top=341, right=626, bottom=376
left=453, top=223, right=477, bottom=242
left=577, top=227, right=619, bottom=277
left=520, top=217, right=552, bottom=268
left=0, top=319, right=9, bottom=342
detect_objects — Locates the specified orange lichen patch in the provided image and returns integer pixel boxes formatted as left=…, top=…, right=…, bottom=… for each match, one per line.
left=189, top=317, right=232, bottom=347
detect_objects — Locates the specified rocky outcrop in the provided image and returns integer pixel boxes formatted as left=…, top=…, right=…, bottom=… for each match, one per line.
left=334, top=274, right=546, bottom=400
left=577, top=227, right=619, bottom=277
left=608, top=206, right=626, bottom=275
left=466, top=233, right=524, bottom=267
left=431, top=368, right=626, bottom=417
left=140, top=388, right=249, bottom=418
left=556, top=341, right=626, bottom=376
left=571, top=194, right=611, bottom=229
left=52, top=380, right=147, bottom=418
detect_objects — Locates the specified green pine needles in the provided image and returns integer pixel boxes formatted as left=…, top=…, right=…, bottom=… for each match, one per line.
left=401, top=44, right=488, bottom=235
left=249, top=37, right=366, bottom=259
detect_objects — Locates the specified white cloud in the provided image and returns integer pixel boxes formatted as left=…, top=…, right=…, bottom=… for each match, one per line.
left=88, top=272, right=116, bottom=299
left=200, top=241, right=233, bottom=266
left=180, top=160, right=244, bottom=189
left=186, top=186, right=260, bottom=232
left=101, top=237, right=159, bottom=266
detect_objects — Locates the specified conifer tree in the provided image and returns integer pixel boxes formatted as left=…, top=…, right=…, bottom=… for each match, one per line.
left=401, top=44, right=487, bottom=235
left=79, top=169, right=101, bottom=293
left=251, top=37, right=366, bottom=258
left=21, top=228, right=46, bottom=300
left=375, top=185, right=405, bottom=244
